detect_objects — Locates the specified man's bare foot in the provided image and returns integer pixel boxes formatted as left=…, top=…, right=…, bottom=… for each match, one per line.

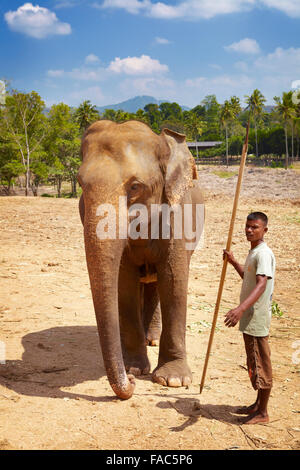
left=241, top=411, right=269, bottom=425
left=235, top=404, right=259, bottom=415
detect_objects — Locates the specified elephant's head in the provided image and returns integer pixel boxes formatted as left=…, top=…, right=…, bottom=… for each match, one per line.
left=77, top=120, right=196, bottom=399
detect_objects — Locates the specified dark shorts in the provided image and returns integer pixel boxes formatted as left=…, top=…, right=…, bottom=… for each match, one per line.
left=243, top=333, right=273, bottom=390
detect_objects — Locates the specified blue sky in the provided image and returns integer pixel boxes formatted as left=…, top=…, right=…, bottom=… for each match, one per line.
left=1, top=0, right=300, bottom=108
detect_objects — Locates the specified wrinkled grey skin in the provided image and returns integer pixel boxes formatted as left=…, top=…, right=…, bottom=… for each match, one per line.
left=77, top=120, right=204, bottom=399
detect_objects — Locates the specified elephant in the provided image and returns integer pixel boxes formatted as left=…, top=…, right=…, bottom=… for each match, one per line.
left=77, top=120, right=204, bottom=400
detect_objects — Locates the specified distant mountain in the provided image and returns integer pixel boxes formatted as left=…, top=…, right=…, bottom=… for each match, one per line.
left=97, top=95, right=190, bottom=113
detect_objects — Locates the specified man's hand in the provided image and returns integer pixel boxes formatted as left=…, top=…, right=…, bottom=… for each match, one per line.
left=223, top=249, right=244, bottom=279
left=223, top=249, right=235, bottom=265
left=224, top=307, right=243, bottom=327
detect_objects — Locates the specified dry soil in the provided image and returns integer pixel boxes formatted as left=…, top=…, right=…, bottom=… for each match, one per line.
left=0, top=166, right=299, bottom=450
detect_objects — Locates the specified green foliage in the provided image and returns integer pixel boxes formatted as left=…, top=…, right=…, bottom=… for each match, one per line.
left=271, top=301, right=284, bottom=318
left=73, top=100, right=100, bottom=133
left=212, top=170, right=237, bottom=179
left=0, top=87, right=299, bottom=197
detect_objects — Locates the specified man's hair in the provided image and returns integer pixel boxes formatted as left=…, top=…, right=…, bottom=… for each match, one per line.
left=247, top=212, right=268, bottom=226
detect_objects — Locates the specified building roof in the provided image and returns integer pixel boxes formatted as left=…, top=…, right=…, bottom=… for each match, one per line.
left=187, top=141, right=223, bottom=148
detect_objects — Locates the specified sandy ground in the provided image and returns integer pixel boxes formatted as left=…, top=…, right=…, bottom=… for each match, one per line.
left=0, top=166, right=299, bottom=450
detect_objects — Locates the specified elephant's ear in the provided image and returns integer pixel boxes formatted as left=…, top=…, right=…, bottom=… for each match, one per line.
left=160, top=128, right=197, bottom=205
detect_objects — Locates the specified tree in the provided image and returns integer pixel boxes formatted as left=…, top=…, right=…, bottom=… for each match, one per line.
left=201, top=95, right=221, bottom=140
left=45, top=103, right=81, bottom=197
left=274, top=91, right=296, bottom=169
left=159, top=102, right=183, bottom=122
left=184, top=112, right=204, bottom=160
left=245, top=89, right=266, bottom=158
left=144, top=103, right=161, bottom=133
left=1, top=90, right=47, bottom=196
left=0, top=105, right=24, bottom=194
left=73, top=100, right=100, bottom=134
left=220, top=96, right=241, bottom=165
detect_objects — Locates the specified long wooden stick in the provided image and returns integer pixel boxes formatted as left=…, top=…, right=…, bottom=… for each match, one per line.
left=200, top=119, right=250, bottom=394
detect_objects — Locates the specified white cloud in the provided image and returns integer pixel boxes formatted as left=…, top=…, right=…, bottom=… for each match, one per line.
left=261, top=0, right=300, bottom=18
left=54, top=0, right=80, bottom=8
left=4, top=3, right=72, bottom=39
left=69, top=86, right=104, bottom=105
left=225, top=38, right=261, bottom=54
left=185, top=74, right=254, bottom=90
left=85, top=54, right=100, bottom=64
left=47, top=69, right=65, bottom=77
left=254, top=46, right=300, bottom=73
left=124, top=77, right=176, bottom=96
left=100, top=0, right=256, bottom=20
left=108, top=55, right=169, bottom=75
left=47, top=66, right=107, bottom=81
left=99, top=0, right=300, bottom=19
left=234, top=61, right=249, bottom=72
left=155, top=37, right=171, bottom=45
left=99, top=0, right=149, bottom=14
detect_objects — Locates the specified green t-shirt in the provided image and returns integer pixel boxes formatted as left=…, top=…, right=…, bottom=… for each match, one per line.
left=239, top=242, right=276, bottom=337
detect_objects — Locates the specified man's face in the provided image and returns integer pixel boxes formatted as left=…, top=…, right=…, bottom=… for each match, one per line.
left=245, top=218, right=267, bottom=243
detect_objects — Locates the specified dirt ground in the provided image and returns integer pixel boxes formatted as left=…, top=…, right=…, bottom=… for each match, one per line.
left=0, top=166, right=299, bottom=450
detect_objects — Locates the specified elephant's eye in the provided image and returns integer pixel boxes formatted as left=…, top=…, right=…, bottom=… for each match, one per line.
left=130, top=182, right=140, bottom=191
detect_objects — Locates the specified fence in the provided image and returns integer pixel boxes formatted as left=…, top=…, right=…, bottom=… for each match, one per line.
left=194, top=155, right=300, bottom=167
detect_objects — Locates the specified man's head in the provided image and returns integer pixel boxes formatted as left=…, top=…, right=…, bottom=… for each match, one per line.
left=245, top=212, right=268, bottom=246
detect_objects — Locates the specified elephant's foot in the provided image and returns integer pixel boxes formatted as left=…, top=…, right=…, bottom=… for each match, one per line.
left=123, top=351, right=151, bottom=376
left=152, top=359, right=192, bottom=387
left=145, top=326, right=161, bottom=347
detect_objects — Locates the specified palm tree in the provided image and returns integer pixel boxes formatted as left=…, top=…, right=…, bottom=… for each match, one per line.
left=245, top=89, right=266, bottom=159
left=220, top=96, right=241, bottom=166
left=184, top=112, right=204, bottom=161
left=73, top=100, right=100, bottom=133
left=274, top=91, right=296, bottom=169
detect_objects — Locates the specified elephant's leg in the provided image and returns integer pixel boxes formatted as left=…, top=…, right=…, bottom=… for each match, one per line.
left=79, top=194, right=85, bottom=225
left=142, top=282, right=161, bottom=346
left=118, top=260, right=150, bottom=376
left=152, top=245, right=192, bottom=388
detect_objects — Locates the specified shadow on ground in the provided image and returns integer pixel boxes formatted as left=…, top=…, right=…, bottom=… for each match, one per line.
left=157, top=396, right=242, bottom=430
left=0, top=326, right=116, bottom=402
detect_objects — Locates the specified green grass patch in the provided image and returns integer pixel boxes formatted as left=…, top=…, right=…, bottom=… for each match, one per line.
left=271, top=301, right=284, bottom=318
left=212, top=170, right=237, bottom=179
left=286, top=213, right=300, bottom=224
left=187, top=320, right=219, bottom=334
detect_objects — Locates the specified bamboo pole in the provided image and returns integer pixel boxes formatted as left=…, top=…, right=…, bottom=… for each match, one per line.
left=200, top=119, right=250, bottom=394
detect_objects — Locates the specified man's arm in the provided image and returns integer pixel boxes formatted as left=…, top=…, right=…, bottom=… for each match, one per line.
left=224, top=274, right=268, bottom=328
left=223, top=250, right=244, bottom=279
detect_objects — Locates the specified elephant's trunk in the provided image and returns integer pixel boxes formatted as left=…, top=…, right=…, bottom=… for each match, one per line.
left=84, top=203, right=135, bottom=400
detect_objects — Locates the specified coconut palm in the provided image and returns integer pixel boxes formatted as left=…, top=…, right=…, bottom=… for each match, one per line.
left=184, top=112, right=204, bottom=161
left=274, top=91, right=296, bottom=169
left=220, top=96, right=241, bottom=166
left=245, top=89, right=266, bottom=158
left=73, top=100, right=100, bottom=133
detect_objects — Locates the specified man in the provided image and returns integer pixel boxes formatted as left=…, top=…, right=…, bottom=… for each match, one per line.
left=224, top=212, right=276, bottom=424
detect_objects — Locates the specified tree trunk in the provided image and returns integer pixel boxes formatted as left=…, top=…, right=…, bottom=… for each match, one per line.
left=255, top=118, right=258, bottom=159
left=25, top=166, right=30, bottom=196
left=31, top=181, right=38, bottom=196
left=285, top=124, right=289, bottom=170
left=57, top=176, right=62, bottom=198
left=291, top=123, right=294, bottom=161
left=71, top=176, right=77, bottom=198
left=226, top=126, right=228, bottom=167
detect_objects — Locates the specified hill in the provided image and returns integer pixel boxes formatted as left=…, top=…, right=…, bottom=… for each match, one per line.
left=97, top=95, right=190, bottom=113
